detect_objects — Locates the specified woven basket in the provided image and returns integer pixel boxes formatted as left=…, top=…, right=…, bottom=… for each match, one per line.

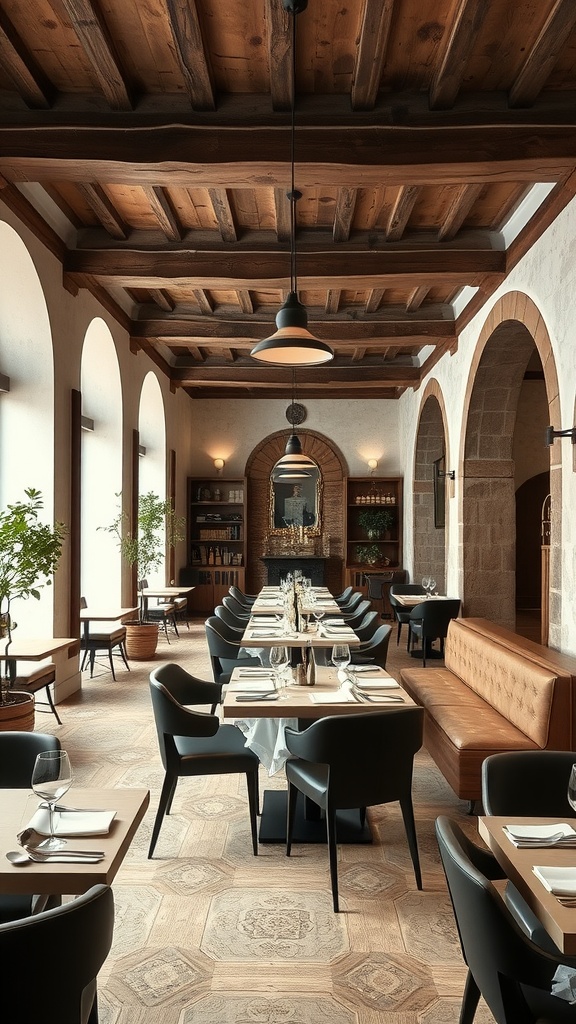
left=0, top=691, right=35, bottom=731
left=125, top=622, right=159, bottom=660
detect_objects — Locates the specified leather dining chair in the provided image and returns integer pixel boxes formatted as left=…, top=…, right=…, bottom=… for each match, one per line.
left=285, top=708, right=424, bottom=911
left=340, top=598, right=371, bottom=625
left=0, top=883, right=114, bottom=1024
left=407, top=599, right=461, bottom=666
left=0, top=731, right=62, bottom=923
left=350, top=622, right=392, bottom=666
left=334, top=586, right=354, bottom=606
left=364, top=573, right=392, bottom=619
left=148, top=665, right=259, bottom=858
left=352, top=610, right=379, bottom=643
left=389, top=584, right=426, bottom=646
left=229, top=585, right=257, bottom=607
left=10, top=659, right=61, bottom=724
left=204, top=616, right=259, bottom=686
left=435, top=815, right=576, bottom=1023
left=79, top=597, right=130, bottom=681
left=336, top=591, right=364, bottom=615
left=214, top=603, right=246, bottom=636
left=138, top=579, right=179, bottom=641
left=222, top=593, right=252, bottom=620
left=482, top=750, right=576, bottom=818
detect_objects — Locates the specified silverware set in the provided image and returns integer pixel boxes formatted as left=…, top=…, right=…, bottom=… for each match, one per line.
left=506, top=830, right=576, bottom=848
left=351, top=684, right=405, bottom=704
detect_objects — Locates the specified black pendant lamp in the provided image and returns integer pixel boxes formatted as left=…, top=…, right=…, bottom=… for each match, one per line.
left=250, top=0, right=334, bottom=367
left=272, top=371, right=316, bottom=478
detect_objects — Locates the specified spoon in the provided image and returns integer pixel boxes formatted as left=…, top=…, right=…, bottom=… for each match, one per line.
left=7, top=850, right=104, bottom=865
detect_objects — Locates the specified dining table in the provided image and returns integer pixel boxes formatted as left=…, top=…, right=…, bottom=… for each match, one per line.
left=79, top=607, right=138, bottom=641
left=0, top=787, right=150, bottom=896
left=478, top=815, right=576, bottom=955
left=139, top=585, right=195, bottom=618
left=0, top=637, right=79, bottom=684
left=224, top=662, right=416, bottom=843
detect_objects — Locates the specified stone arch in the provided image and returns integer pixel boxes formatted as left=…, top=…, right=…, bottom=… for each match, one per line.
left=412, top=380, right=451, bottom=592
left=459, top=291, right=560, bottom=640
left=245, top=430, right=348, bottom=594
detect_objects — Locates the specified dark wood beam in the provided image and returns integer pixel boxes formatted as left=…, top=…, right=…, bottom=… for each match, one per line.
left=149, top=289, right=175, bottom=312
left=142, top=186, right=183, bottom=242
left=0, top=10, right=54, bottom=108
left=165, top=0, right=215, bottom=111
left=509, top=0, right=576, bottom=108
left=1, top=121, right=574, bottom=187
left=351, top=0, right=395, bottom=110
left=386, top=186, right=420, bottom=241
left=132, top=313, right=455, bottom=342
left=266, top=0, right=291, bottom=111
left=75, top=183, right=129, bottom=240
left=430, top=0, right=490, bottom=110
left=365, top=289, right=385, bottom=313
left=274, top=188, right=291, bottom=242
left=438, top=183, right=484, bottom=241
left=208, top=188, right=238, bottom=242
left=325, top=290, right=341, bottom=314
left=182, top=384, right=405, bottom=400
left=193, top=289, right=214, bottom=314
left=50, top=0, right=133, bottom=111
left=406, top=287, right=429, bottom=312
left=237, top=290, right=254, bottom=314
left=170, top=362, right=420, bottom=387
left=333, top=187, right=357, bottom=242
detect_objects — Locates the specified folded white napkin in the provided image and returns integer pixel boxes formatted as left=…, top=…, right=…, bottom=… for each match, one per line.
left=237, top=668, right=274, bottom=676
left=352, top=678, right=400, bottom=689
left=310, top=691, right=355, bottom=704
left=533, top=865, right=576, bottom=895
left=351, top=664, right=385, bottom=673
left=28, top=806, right=116, bottom=837
left=230, top=679, right=276, bottom=691
left=505, top=823, right=576, bottom=847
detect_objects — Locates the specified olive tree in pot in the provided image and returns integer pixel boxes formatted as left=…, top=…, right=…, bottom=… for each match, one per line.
left=0, top=488, right=66, bottom=725
left=101, top=492, right=185, bottom=660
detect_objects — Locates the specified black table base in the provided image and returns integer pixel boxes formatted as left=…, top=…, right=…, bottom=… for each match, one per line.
left=258, top=789, right=372, bottom=844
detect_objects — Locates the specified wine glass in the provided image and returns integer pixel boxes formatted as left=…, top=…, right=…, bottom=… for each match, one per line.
left=331, top=644, right=351, bottom=683
left=427, top=577, right=437, bottom=598
left=31, top=750, right=73, bottom=851
left=269, top=646, right=290, bottom=699
left=421, top=575, right=431, bottom=597
left=313, top=606, right=326, bottom=632
left=568, top=765, right=576, bottom=812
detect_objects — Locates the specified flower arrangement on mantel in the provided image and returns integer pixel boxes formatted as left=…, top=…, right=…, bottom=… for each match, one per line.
left=0, top=488, right=67, bottom=705
left=358, top=507, right=394, bottom=538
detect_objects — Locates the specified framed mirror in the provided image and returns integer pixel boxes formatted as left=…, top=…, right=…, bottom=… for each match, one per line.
left=269, top=466, right=322, bottom=535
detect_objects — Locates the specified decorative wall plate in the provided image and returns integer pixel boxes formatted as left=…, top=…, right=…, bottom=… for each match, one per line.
left=286, top=402, right=307, bottom=426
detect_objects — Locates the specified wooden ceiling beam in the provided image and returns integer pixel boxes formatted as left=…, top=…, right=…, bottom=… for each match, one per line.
left=406, top=287, right=430, bottom=312
left=149, top=289, right=175, bottom=312
left=438, top=183, right=484, bottom=241
left=1, top=123, right=574, bottom=186
left=142, top=186, right=183, bottom=242
left=274, top=188, right=291, bottom=242
left=237, top=290, right=254, bottom=314
left=333, top=188, right=357, bottom=242
left=170, top=364, right=420, bottom=386
left=182, top=385, right=405, bottom=400
left=365, top=289, right=385, bottom=314
left=133, top=312, right=454, bottom=339
left=49, top=0, right=133, bottom=111
left=165, top=0, right=215, bottom=111
left=351, top=0, right=395, bottom=111
left=0, top=10, right=54, bottom=109
left=430, top=0, right=490, bottom=111
left=386, top=186, right=420, bottom=241
left=140, top=332, right=446, bottom=351
left=325, top=290, right=341, bottom=314
left=267, top=0, right=291, bottom=112
left=509, top=0, right=576, bottom=108
left=74, top=183, right=129, bottom=240
left=208, top=188, right=238, bottom=243
left=193, top=289, right=214, bottom=315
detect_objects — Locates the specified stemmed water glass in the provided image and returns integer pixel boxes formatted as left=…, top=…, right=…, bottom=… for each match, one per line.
left=269, top=645, right=290, bottom=699
left=331, top=643, right=351, bottom=683
left=567, top=765, right=576, bottom=812
left=421, top=575, right=431, bottom=596
left=427, top=577, right=437, bottom=598
left=31, top=750, right=73, bottom=851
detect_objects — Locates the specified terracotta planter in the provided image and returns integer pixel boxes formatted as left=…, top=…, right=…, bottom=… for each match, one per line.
left=0, top=691, right=35, bottom=731
left=125, top=622, right=159, bottom=660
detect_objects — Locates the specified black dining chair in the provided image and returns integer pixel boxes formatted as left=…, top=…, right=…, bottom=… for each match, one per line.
left=340, top=598, right=371, bottom=625
left=222, top=593, right=252, bottom=620
left=138, top=579, right=179, bottom=641
left=364, top=572, right=392, bottom=618
left=229, top=585, right=257, bottom=607
left=389, top=584, right=426, bottom=646
left=435, top=815, right=576, bottom=1024
left=337, top=591, right=364, bottom=615
left=214, top=603, right=246, bottom=636
left=204, top=616, right=260, bottom=686
left=79, top=597, right=130, bottom=682
left=334, top=586, right=354, bottom=606
left=482, top=750, right=576, bottom=818
left=350, top=622, right=392, bottom=666
left=407, top=598, right=461, bottom=666
left=285, top=708, right=424, bottom=911
left=352, top=610, right=379, bottom=643
left=0, top=883, right=114, bottom=1024
left=148, top=665, right=259, bottom=858
left=10, top=659, right=61, bottom=724
left=0, top=731, right=62, bottom=923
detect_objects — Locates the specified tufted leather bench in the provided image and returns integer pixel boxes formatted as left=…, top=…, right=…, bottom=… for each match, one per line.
left=400, top=618, right=575, bottom=801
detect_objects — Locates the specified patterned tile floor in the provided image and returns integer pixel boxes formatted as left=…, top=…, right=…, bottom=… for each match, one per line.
left=43, top=619, right=496, bottom=1023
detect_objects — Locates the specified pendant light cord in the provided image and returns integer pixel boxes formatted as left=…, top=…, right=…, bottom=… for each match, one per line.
left=289, top=7, right=298, bottom=296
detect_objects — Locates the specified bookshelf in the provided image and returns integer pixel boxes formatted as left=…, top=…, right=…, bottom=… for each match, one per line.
left=344, top=477, right=405, bottom=617
left=185, top=477, right=247, bottom=613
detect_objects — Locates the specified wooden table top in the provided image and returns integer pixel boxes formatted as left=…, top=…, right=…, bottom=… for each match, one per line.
left=0, top=787, right=149, bottom=895
left=80, top=608, right=137, bottom=622
left=241, top=620, right=360, bottom=648
left=0, top=638, right=78, bottom=660
left=478, top=815, right=576, bottom=955
left=140, top=586, right=194, bottom=597
left=392, top=594, right=448, bottom=607
left=223, top=665, right=416, bottom=719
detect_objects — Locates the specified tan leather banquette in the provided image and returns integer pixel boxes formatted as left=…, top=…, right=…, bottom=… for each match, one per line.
left=400, top=617, right=575, bottom=801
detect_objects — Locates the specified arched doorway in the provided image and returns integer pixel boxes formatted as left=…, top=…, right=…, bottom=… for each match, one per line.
left=460, top=293, right=559, bottom=638
left=412, top=384, right=450, bottom=594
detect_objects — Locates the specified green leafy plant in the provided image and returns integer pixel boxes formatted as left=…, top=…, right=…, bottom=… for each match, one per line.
left=355, top=544, right=383, bottom=565
left=358, top=507, right=394, bottom=536
left=101, top=492, right=185, bottom=623
left=0, top=488, right=67, bottom=703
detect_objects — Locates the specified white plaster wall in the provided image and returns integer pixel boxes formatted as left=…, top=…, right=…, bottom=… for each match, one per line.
left=187, top=398, right=402, bottom=479
left=399, top=195, right=576, bottom=655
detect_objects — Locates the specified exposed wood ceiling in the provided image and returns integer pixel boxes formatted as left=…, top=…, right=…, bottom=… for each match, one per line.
left=1, top=0, right=576, bottom=399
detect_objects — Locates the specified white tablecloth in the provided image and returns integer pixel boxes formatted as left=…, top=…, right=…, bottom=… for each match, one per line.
left=235, top=716, right=298, bottom=775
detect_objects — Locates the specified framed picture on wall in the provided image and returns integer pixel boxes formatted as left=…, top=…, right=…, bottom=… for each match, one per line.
left=433, top=456, right=446, bottom=529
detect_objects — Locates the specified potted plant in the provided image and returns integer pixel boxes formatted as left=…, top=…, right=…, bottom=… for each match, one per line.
left=0, top=488, right=66, bottom=724
left=355, top=543, right=384, bottom=566
left=358, top=507, right=394, bottom=539
left=101, top=492, right=185, bottom=660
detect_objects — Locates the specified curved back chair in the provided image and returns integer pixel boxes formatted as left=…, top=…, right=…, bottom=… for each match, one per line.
left=204, top=616, right=258, bottom=685
left=0, top=731, right=61, bottom=923
left=229, top=585, right=256, bottom=607
left=80, top=596, right=130, bottom=682
left=138, top=579, right=178, bottom=642
left=341, top=598, right=371, bottom=625
left=214, top=603, right=246, bottom=635
left=149, top=668, right=259, bottom=858
left=364, top=573, right=393, bottom=618
left=337, top=591, right=364, bottom=615
left=350, top=610, right=378, bottom=641
left=285, top=708, right=424, bottom=911
left=435, top=815, right=576, bottom=1023
left=408, top=599, right=461, bottom=666
left=389, top=584, right=426, bottom=646
left=334, top=586, right=353, bottom=606
left=350, top=623, right=392, bottom=667
left=151, top=660, right=222, bottom=713
left=222, top=593, right=251, bottom=620
left=0, top=883, right=114, bottom=1024
left=482, top=751, right=576, bottom=818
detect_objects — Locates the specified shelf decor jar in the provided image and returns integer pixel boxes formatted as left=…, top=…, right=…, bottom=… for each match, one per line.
left=358, top=507, right=394, bottom=539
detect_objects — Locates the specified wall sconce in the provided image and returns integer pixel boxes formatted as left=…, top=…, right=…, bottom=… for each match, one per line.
left=214, top=458, right=225, bottom=474
left=436, top=468, right=455, bottom=480
left=80, top=415, right=94, bottom=431
left=545, top=425, right=576, bottom=445
left=367, top=458, right=378, bottom=475
left=138, top=444, right=146, bottom=457
left=0, top=372, right=10, bottom=393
